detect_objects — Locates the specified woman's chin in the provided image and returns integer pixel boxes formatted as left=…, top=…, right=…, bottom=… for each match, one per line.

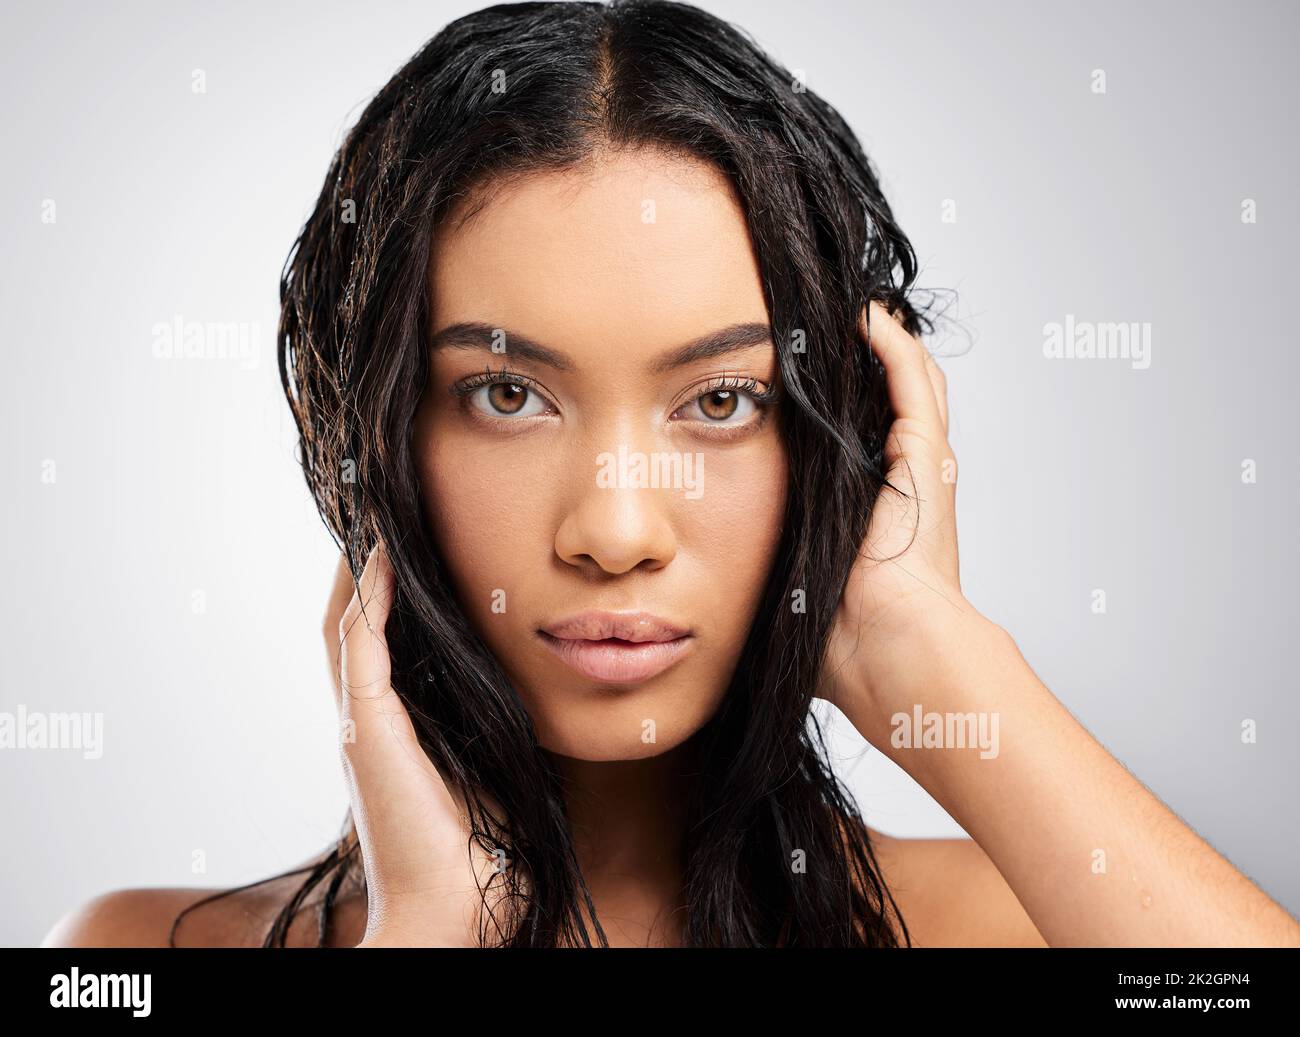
left=533, top=718, right=705, bottom=763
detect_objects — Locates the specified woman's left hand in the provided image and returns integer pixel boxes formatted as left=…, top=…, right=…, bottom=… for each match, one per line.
left=819, top=301, right=988, bottom=731
left=816, top=304, right=1300, bottom=949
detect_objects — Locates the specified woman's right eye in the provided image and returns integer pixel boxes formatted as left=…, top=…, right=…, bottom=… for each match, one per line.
left=466, top=380, right=552, bottom=419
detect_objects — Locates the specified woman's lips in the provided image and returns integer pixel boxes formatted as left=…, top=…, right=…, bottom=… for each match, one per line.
left=537, top=611, right=693, bottom=684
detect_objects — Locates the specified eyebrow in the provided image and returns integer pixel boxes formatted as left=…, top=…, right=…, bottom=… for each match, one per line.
left=429, top=321, right=774, bottom=373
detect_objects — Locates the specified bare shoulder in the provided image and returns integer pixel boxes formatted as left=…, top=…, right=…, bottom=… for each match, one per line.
left=42, top=887, right=244, bottom=947
left=41, top=869, right=367, bottom=948
left=865, top=826, right=1048, bottom=947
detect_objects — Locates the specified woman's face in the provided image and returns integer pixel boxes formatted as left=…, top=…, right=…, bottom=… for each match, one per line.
left=413, top=146, right=787, bottom=761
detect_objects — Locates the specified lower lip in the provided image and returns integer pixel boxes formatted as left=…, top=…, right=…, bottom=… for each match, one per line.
left=536, top=632, right=693, bottom=684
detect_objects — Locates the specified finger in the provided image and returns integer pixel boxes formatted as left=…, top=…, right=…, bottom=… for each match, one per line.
left=338, top=541, right=414, bottom=765
left=324, top=553, right=355, bottom=710
left=862, top=301, right=944, bottom=434
left=336, top=543, right=459, bottom=814
left=923, top=352, right=948, bottom=436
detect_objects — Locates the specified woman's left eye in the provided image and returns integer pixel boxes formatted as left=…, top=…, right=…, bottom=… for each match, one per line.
left=672, top=385, right=764, bottom=425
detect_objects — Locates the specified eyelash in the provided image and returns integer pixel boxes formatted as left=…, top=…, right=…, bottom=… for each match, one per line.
left=682, top=373, right=779, bottom=407
left=448, top=365, right=779, bottom=434
left=450, top=364, right=548, bottom=399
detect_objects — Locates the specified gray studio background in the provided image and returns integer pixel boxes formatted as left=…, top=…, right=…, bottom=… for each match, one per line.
left=2, top=0, right=1296, bottom=944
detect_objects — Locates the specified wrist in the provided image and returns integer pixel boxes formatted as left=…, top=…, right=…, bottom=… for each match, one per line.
left=832, top=604, right=1018, bottom=744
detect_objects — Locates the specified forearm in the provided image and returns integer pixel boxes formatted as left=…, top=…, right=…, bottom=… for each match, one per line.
left=841, top=612, right=1300, bottom=947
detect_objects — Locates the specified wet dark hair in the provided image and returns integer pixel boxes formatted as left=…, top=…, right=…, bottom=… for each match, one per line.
left=173, top=0, right=935, bottom=947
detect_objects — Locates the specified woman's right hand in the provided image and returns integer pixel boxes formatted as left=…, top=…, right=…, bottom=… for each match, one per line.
left=333, top=541, right=503, bottom=947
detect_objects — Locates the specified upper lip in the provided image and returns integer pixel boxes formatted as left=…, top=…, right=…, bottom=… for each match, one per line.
left=539, top=610, right=691, bottom=643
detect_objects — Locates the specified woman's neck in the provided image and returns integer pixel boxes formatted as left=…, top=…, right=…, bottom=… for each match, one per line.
left=331, top=736, right=700, bottom=945
left=546, top=738, right=695, bottom=881
left=545, top=737, right=697, bottom=945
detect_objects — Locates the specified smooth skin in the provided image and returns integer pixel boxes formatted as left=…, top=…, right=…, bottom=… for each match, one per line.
left=43, top=149, right=1300, bottom=948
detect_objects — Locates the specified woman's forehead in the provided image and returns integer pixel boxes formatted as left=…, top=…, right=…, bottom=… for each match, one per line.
left=428, top=149, right=770, bottom=365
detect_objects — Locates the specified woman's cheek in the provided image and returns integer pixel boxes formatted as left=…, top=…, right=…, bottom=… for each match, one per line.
left=689, top=434, right=788, bottom=601
left=418, top=420, right=553, bottom=633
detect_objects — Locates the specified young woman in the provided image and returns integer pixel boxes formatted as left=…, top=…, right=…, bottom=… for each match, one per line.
left=44, top=0, right=1300, bottom=948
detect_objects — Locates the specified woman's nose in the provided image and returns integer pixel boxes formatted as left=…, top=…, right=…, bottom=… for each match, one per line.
left=553, top=446, right=680, bottom=576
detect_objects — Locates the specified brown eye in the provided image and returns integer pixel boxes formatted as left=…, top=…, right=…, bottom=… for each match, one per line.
left=488, top=382, right=529, bottom=414
left=699, top=390, right=739, bottom=420
left=671, top=383, right=764, bottom=428
left=462, top=377, right=553, bottom=420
